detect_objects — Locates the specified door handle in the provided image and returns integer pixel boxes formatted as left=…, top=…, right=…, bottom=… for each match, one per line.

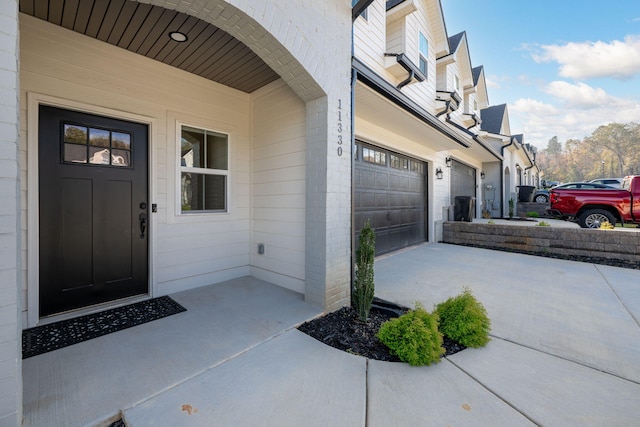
left=139, top=212, right=147, bottom=239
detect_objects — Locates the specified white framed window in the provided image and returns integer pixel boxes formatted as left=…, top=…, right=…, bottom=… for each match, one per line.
left=455, top=75, right=460, bottom=92
left=179, top=124, right=228, bottom=213
left=419, top=32, right=428, bottom=75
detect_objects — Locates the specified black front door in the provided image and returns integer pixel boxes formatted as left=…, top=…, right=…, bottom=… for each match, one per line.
left=39, top=106, right=149, bottom=316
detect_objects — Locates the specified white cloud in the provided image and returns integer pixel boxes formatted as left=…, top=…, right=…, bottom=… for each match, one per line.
left=531, top=35, right=640, bottom=80
left=510, top=95, right=640, bottom=148
left=544, top=81, right=613, bottom=108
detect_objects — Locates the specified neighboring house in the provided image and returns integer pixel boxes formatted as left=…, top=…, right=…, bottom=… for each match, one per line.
left=480, top=105, right=539, bottom=216
left=352, top=0, right=504, bottom=250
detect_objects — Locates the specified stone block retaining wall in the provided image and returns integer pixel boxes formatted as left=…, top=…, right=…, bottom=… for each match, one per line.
left=516, top=202, right=550, bottom=218
left=443, top=222, right=640, bottom=262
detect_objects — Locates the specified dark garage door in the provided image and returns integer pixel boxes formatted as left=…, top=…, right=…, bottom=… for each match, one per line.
left=354, top=142, right=427, bottom=255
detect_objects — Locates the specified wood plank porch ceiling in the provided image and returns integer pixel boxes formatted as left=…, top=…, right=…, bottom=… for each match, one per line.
left=19, top=0, right=280, bottom=93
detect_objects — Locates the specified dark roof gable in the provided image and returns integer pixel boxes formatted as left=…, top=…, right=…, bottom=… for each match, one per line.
left=472, top=66, right=483, bottom=86
left=480, top=104, right=507, bottom=134
left=448, top=31, right=465, bottom=53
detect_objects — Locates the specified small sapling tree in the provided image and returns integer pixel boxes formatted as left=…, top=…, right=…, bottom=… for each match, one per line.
left=353, top=220, right=375, bottom=321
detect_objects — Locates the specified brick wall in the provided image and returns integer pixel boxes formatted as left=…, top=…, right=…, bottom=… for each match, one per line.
left=0, top=0, right=21, bottom=425
left=443, top=222, right=640, bottom=262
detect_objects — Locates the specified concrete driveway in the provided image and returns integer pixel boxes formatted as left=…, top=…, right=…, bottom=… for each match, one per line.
left=373, top=243, right=640, bottom=425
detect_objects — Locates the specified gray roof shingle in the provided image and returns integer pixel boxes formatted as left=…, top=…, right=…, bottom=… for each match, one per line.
left=480, top=104, right=507, bottom=134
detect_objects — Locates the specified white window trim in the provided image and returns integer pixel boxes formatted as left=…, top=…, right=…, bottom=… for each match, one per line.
left=176, top=121, right=231, bottom=216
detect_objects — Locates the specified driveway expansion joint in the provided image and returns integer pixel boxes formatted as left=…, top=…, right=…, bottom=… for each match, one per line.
left=488, top=335, right=640, bottom=386
left=444, top=357, right=541, bottom=426
left=594, top=264, right=640, bottom=328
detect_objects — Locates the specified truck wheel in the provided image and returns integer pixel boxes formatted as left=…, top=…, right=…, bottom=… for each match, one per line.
left=577, top=209, right=615, bottom=229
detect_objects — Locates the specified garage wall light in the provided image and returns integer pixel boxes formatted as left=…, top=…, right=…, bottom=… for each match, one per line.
left=436, top=167, right=443, bottom=179
left=480, top=171, right=486, bottom=180
left=445, top=157, right=452, bottom=168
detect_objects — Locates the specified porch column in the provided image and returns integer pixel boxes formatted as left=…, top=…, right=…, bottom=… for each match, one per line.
left=0, top=0, right=22, bottom=425
left=305, top=93, right=352, bottom=311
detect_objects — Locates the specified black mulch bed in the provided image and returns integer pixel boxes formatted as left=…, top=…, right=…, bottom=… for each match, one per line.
left=298, top=243, right=639, bottom=362
left=298, top=300, right=465, bottom=362
left=452, top=242, right=640, bottom=270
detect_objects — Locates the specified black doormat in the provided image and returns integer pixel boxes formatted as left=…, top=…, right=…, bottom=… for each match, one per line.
left=22, top=296, right=186, bottom=359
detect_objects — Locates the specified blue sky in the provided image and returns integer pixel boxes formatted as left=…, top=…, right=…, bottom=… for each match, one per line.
left=441, top=1, right=640, bottom=149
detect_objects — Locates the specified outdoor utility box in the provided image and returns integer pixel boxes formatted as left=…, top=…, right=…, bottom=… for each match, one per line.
left=517, top=185, right=536, bottom=202
left=454, top=196, right=475, bottom=222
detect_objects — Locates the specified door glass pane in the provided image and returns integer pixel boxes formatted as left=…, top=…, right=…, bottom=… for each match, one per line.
left=112, top=132, right=131, bottom=150
left=64, top=143, right=87, bottom=163
left=89, top=147, right=111, bottom=165
left=89, top=128, right=110, bottom=147
left=63, top=122, right=133, bottom=168
left=111, top=149, right=130, bottom=167
left=64, top=125, right=87, bottom=144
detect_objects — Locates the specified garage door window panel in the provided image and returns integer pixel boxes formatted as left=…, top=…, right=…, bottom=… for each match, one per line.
left=363, top=146, right=387, bottom=165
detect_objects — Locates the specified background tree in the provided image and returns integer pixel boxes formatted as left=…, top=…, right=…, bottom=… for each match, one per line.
left=537, top=122, right=640, bottom=184
left=584, top=123, right=633, bottom=177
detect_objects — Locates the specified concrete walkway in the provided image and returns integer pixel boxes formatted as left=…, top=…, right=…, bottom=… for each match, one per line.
left=24, top=244, right=640, bottom=426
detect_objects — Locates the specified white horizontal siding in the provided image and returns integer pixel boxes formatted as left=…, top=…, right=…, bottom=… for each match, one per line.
left=20, top=15, right=255, bottom=319
left=353, top=1, right=387, bottom=71
left=386, top=19, right=405, bottom=54
left=355, top=0, right=438, bottom=114
left=406, top=1, right=437, bottom=112
left=250, top=80, right=306, bottom=293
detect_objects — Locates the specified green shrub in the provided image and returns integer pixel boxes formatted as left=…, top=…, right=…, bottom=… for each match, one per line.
left=537, top=221, right=550, bottom=226
left=526, top=211, right=540, bottom=218
left=353, top=220, right=375, bottom=321
left=434, top=288, right=491, bottom=348
left=377, top=303, right=444, bottom=366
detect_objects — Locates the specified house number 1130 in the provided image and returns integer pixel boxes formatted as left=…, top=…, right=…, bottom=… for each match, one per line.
left=337, top=99, right=343, bottom=157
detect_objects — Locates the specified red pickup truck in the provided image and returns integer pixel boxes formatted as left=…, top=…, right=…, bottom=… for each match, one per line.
left=548, top=175, right=640, bottom=228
